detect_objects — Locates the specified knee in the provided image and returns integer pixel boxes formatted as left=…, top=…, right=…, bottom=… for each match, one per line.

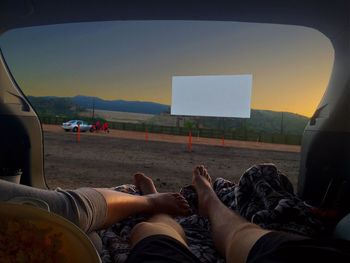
left=130, top=220, right=179, bottom=238
left=130, top=221, right=153, bottom=237
left=129, top=221, right=161, bottom=247
left=226, top=224, right=270, bottom=263
left=148, top=215, right=186, bottom=239
left=148, top=213, right=169, bottom=222
left=130, top=220, right=187, bottom=248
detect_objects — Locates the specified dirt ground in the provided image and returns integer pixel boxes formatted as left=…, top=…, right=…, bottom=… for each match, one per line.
left=43, top=125, right=301, bottom=192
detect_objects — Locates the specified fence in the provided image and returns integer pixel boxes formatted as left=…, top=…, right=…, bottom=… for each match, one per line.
left=39, top=115, right=302, bottom=145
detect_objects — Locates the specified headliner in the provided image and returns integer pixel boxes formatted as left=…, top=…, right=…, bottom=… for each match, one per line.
left=0, top=0, right=348, bottom=43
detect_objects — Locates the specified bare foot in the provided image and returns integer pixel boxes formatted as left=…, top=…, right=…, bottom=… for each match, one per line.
left=135, top=172, right=191, bottom=216
left=134, top=172, right=158, bottom=195
left=192, top=165, right=216, bottom=216
left=146, top=193, right=191, bottom=216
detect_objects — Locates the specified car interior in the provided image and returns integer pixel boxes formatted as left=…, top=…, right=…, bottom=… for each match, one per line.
left=0, top=0, right=349, bottom=261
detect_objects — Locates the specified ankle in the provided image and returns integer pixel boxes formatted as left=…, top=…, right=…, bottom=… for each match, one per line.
left=144, top=195, right=157, bottom=213
left=207, top=193, right=222, bottom=214
left=198, top=190, right=220, bottom=216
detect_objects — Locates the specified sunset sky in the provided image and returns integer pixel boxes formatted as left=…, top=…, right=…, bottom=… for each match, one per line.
left=0, top=21, right=334, bottom=117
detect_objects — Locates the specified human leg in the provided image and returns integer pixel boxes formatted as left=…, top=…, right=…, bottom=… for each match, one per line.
left=127, top=214, right=201, bottom=263
left=129, top=173, right=189, bottom=247
left=192, top=165, right=271, bottom=263
left=127, top=173, right=199, bottom=263
left=0, top=178, right=190, bottom=233
left=95, top=187, right=191, bottom=229
left=0, top=179, right=103, bottom=232
left=130, top=214, right=188, bottom=248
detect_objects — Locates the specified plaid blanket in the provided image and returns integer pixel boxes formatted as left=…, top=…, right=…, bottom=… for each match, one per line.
left=99, top=164, right=325, bottom=263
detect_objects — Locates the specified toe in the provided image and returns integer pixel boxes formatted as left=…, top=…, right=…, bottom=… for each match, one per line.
left=199, top=165, right=204, bottom=174
left=183, top=202, right=190, bottom=209
left=172, top=193, right=181, bottom=198
left=133, top=172, right=145, bottom=180
left=179, top=198, right=189, bottom=205
left=193, top=166, right=200, bottom=175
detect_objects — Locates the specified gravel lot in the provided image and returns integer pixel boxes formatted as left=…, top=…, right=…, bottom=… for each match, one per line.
left=43, top=125, right=300, bottom=192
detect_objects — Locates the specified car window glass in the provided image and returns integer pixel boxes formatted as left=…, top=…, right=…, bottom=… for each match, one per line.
left=0, top=21, right=334, bottom=190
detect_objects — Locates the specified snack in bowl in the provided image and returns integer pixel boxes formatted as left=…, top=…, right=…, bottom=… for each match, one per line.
left=0, top=216, right=67, bottom=263
left=0, top=202, right=101, bottom=263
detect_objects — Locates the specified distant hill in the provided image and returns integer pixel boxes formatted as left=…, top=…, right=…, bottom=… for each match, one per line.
left=80, top=109, right=154, bottom=124
left=27, top=95, right=309, bottom=135
left=247, top=110, right=308, bottom=135
left=28, top=95, right=169, bottom=115
left=147, top=110, right=309, bottom=135
left=27, top=96, right=80, bottom=116
left=72, top=95, right=169, bottom=115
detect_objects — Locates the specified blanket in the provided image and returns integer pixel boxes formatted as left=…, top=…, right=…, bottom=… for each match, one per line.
left=98, top=164, right=325, bottom=263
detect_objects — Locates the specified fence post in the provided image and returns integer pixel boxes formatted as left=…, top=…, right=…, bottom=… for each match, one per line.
left=188, top=130, right=192, bottom=152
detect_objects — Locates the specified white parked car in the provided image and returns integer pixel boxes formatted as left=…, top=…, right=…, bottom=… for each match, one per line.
left=62, top=120, right=92, bottom=132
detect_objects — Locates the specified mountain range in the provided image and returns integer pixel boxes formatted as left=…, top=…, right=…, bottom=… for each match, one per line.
left=27, top=95, right=309, bottom=135
left=72, top=95, right=170, bottom=114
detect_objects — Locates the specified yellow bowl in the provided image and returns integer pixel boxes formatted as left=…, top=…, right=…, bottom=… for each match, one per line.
left=0, top=201, right=101, bottom=263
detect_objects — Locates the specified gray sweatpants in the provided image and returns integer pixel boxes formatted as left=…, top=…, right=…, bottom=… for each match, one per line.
left=0, top=179, right=107, bottom=233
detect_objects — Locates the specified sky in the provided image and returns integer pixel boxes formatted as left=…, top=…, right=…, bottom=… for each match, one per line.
left=0, top=21, right=334, bottom=117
